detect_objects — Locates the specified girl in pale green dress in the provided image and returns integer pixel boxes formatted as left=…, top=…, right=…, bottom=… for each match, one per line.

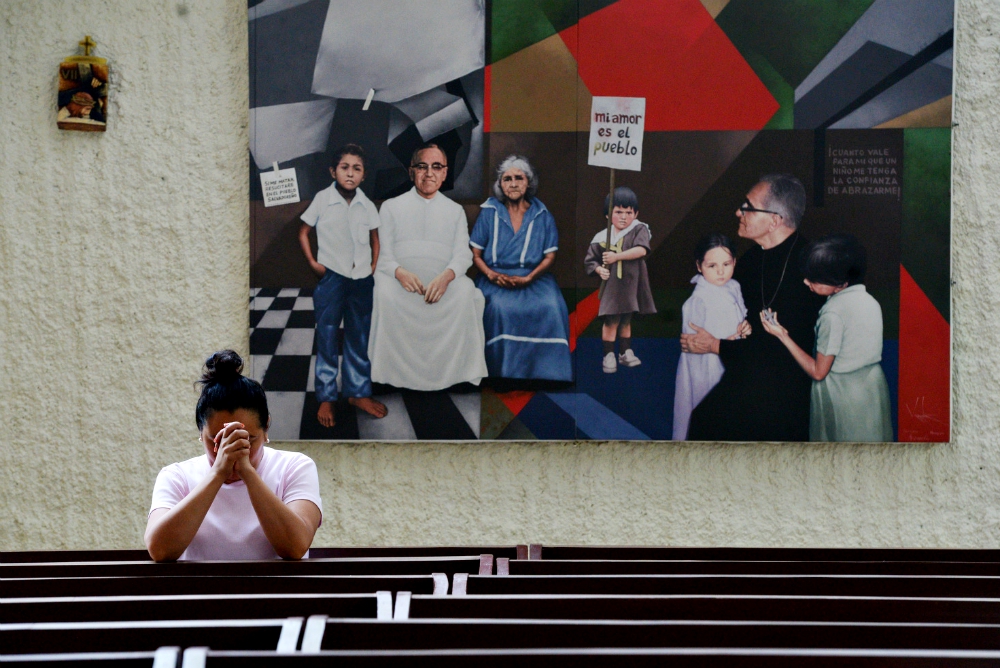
left=759, top=234, right=893, bottom=442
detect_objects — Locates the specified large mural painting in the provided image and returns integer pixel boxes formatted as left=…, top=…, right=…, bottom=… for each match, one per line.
left=249, top=0, right=953, bottom=442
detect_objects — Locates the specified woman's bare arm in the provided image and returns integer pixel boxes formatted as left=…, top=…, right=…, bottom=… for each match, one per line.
left=759, top=311, right=836, bottom=381
left=237, top=457, right=321, bottom=560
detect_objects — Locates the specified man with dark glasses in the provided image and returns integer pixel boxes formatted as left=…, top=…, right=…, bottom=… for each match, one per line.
left=680, top=174, right=824, bottom=441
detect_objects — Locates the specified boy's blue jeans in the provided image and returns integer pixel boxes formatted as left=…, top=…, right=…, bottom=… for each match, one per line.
left=312, top=270, right=374, bottom=402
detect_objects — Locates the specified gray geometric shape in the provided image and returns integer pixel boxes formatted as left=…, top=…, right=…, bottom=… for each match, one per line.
left=794, top=42, right=910, bottom=129
left=448, top=392, right=481, bottom=438
left=249, top=99, right=337, bottom=169
left=257, top=310, right=292, bottom=329
left=249, top=0, right=315, bottom=20
left=356, top=393, right=417, bottom=440
left=830, top=57, right=952, bottom=128
left=249, top=0, right=331, bottom=108
left=274, top=328, right=315, bottom=356
left=265, top=391, right=307, bottom=440
left=796, top=0, right=954, bottom=102
left=311, top=0, right=485, bottom=103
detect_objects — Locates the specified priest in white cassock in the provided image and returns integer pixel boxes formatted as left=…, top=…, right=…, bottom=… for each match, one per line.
left=368, top=145, right=488, bottom=391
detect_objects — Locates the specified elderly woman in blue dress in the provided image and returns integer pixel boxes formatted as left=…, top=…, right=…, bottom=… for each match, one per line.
left=469, top=156, right=573, bottom=381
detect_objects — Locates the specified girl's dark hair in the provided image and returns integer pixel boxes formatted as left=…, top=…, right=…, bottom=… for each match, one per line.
left=694, top=232, right=736, bottom=265
left=194, top=350, right=270, bottom=430
left=800, top=233, right=867, bottom=287
left=603, top=186, right=639, bottom=213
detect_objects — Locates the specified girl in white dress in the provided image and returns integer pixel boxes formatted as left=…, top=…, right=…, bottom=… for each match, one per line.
left=673, top=234, right=750, bottom=440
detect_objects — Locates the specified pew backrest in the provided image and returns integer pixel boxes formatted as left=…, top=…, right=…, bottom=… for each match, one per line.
left=398, top=592, right=1000, bottom=624
left=2, top=618, right=302, bottom=655
left=530, top=545, right=1000, bottom=562
left=503, top=558, right=1000, bottom=577
left=0, top=646, right=179, bottom=667
left=297, top=616, right=1000, bottom=652
left=175, top=646, right=1000, bottom=668
left=4, top=574, right=447, bottom=598
left=457, top=573, right=1000, bottom=598
left=2, top=592, right=392, bottom=624
left=1, top=555, right=490, bottom=579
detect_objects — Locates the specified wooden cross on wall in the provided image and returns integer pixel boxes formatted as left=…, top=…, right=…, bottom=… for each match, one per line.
left=79, top=35, right=96, bottom=56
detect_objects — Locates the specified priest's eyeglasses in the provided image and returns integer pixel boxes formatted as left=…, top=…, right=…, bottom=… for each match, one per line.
left=739, top=197, right=783, bottom=217
left=412, top=162, right=447, bottom=173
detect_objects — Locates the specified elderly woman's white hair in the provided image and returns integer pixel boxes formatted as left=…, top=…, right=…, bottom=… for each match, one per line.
left=492, top=155, right=539, bottom=201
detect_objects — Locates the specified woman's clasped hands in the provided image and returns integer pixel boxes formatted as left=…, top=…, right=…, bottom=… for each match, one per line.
left=210, top=421, right=252, bottom=483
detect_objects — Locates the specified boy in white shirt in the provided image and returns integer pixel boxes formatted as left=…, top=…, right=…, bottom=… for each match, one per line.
left=298, top=144, right=387, bottom=428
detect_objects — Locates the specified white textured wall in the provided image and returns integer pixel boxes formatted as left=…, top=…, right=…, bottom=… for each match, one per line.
left=1, top=0, right=997, bottom=551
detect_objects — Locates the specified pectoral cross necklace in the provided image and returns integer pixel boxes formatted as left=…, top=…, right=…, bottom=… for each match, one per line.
left=761, top=233, right=797, bottom=311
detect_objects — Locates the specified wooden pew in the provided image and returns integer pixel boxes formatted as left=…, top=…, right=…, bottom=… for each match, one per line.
left=2, top=592, right=392, bottom=624
left=0, top=546, right=522, bottom=563
left=4, top=574, right=448, bottom=598
left=174, top=647, right=1000, bottom=667
left=528, top=545, right=1000, bottom=562
left=3, top=618, right=303, bottom=655
left=296, top=616, right=1000, bottom=652
left=456, top=573, right=1000, bottom=598
left=397, top=592, right=1000, bottom=624
left=1, top=550, right=151, bottom=564
left=0, top=555, right=492, bottom=579
left=502, top=558, right=1000, bottom=576
left=309, top=546, right=522, bottom=560
left=0, top=647, right=179, bottom=667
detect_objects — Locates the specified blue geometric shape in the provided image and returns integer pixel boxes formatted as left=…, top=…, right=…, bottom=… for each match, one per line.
left=516, top=392, right=576, bottom=440
left=574, top=337, right=680, bottom=440
left=544, top=393, right=650, bottom=441
left=881, top=339, right=899, bottom=441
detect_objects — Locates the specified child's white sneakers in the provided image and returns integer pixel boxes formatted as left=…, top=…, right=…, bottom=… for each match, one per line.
left=602, top=352, right=617, bottom=373
left=619, top=349, right=642, bottom=367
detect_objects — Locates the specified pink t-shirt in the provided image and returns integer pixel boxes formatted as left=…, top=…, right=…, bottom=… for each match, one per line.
left=149, top=447, right=323, bottom=561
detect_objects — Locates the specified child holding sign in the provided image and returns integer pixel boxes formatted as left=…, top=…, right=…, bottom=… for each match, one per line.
left=584, top=187, right=656, bottom=373
left=672, top=233, right=750, bottom=440
left=298, top=144, right=387, bottom=429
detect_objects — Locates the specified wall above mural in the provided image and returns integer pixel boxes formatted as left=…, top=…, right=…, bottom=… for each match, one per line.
left=248, top=0, right=952, bottom=443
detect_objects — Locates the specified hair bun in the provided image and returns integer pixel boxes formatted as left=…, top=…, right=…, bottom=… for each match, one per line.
left=201, top=349, right=244, bottom=385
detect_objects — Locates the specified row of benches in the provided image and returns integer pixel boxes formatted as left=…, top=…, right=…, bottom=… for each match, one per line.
left=5, top=545, right=1000, bottom=665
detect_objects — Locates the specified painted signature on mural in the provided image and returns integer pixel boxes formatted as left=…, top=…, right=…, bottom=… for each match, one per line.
left=905, top=396, right=943, bottom=425
left=900, top=397, right=948, bottom=441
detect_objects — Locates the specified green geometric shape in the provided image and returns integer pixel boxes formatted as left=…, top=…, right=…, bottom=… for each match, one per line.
left=742, top=51, right=793, bottom=129
left=491, top=0, right=556, bottom=63
left=535, top=0, right=579, bottom=33
left=716, top=0, right=877, bottom=89
left=902, top=128, right=951, bottom=323
left=539, top=0, right=616, bottom=33
left=497, top=416, right=537, bottom=440
left=480, top=389, right=517, bottom=440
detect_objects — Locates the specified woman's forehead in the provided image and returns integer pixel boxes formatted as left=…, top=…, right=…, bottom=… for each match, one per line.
left=204, top=409, right=262, bottom=431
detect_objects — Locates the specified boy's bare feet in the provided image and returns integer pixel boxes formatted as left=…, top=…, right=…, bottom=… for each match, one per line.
left=349, top=396, right=388, bottom=419
left=317, top=401, right=336, bottom=428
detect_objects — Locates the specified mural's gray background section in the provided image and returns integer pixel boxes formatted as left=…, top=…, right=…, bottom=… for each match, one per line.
left=1, top=0, right=995, bottom=550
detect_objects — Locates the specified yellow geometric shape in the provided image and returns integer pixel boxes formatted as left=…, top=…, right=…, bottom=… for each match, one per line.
left=875, top=95, right=952, bottom=129
left=491, top=32, right=592, bottom=132
left=699, top=0, right=731, bottom=18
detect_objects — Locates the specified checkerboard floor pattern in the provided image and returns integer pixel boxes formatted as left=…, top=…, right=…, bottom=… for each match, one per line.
left=250, top=288, right=481, bottom=440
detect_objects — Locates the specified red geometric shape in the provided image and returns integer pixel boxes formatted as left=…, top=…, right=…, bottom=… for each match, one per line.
left=497, top=390, right=535, bottom=417
left=569, top=290, right=602, bottom=352
left=560, top=0, right=779, bottom=131
left=898, top=265, right=950, bottom=442
left=483, top=63, right=492, bottom=132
